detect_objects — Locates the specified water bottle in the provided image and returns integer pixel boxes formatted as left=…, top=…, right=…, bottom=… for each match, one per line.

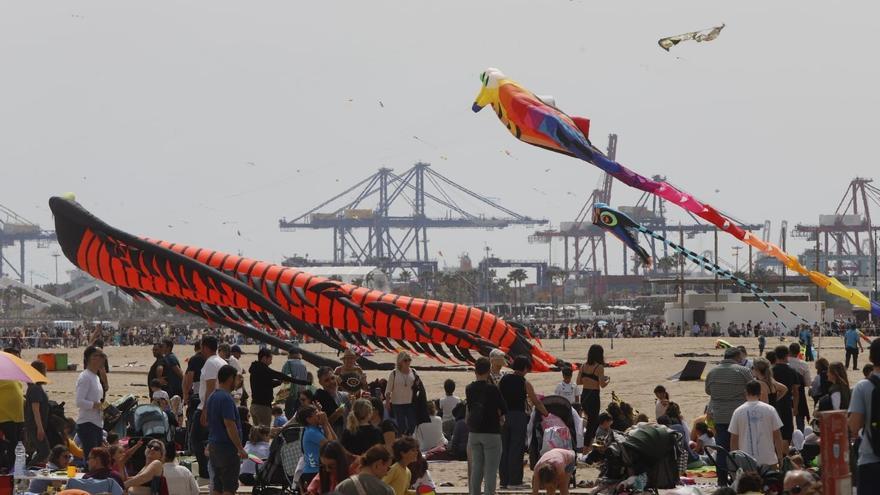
left=13, top=441, right=26, bottom=475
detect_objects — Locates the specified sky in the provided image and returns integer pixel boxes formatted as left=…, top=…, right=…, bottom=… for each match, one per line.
left=2, top=1, right=879, bottom=286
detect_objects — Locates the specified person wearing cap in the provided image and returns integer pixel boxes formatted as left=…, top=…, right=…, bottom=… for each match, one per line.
left=335, top=348, right=367, bottom=393
left=248, top=348, right=309, bottom=427
left=844, top=324, right=864, bottom=371
left=488, top=349, right=507, bottom=386
left=705, top=346, right=752, bottom=486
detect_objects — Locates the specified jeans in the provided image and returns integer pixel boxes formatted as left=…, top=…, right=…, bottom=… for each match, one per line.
left=581, top=389, right=601, bottom=445
left=499, top=410, right=528, bottom=486
left=190, top=412, right=209, bottom=479
left=845, top=347, right=859, bottom=370
left=391, top=403, right=418, bottom=435
left=0, top=421, right=22, bottom=470
left=714, top=423, right=730, bottom=486
left=468, top=432, right=502, bottom=495
left=858, top=461, right=880, bottom=494
left=76, top=422, right=103, bottom=460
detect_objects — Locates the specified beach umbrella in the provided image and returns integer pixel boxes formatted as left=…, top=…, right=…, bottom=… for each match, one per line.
left=0, top=351, right=51, bottom=384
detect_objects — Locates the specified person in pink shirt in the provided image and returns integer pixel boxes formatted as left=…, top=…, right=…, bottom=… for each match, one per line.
left=531, top=448, right=575, bottom=495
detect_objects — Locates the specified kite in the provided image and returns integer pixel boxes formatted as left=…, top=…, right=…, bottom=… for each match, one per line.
left=593, top=203, right=810, bottom=328
left=48, top=196, right=560, bottom=371
left=658, top=24, right=725, bottom=51
left=472, top=68, right=880, bottom=319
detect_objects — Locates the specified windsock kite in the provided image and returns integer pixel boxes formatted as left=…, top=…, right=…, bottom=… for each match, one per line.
left=472, top=68, right=880, bottom=318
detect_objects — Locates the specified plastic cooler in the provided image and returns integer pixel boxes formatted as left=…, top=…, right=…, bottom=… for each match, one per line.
left=37, top=353, right=55, bottom=372
left=54, top=353, right=68, bottom=371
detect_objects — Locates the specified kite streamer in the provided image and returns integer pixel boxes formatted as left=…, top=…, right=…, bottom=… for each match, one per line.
left=593, top=203, right=810, bottom=328
left=49, top=196, right=560, bottom=371
left=472, top=68, right=880, bottom=318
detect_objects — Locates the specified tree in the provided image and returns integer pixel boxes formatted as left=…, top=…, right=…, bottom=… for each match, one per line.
left=507, top=269, right=528, bottom=315
left=397, top=270, right=412, bottom=284
left=656, top=256, right=677, bottom=275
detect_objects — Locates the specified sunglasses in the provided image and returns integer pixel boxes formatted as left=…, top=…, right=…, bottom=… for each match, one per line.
left=783, top=486, right=804, bottom=495
left=147, top=445, right=163, bottom=451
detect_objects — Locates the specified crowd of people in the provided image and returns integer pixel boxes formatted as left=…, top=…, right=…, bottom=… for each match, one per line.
left=1, top=321, right=879, bottom=495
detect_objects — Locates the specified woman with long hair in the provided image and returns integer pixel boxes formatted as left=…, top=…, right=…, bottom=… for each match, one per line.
left=819, top=362, right=851, bottom=411
left=653, top=385, right=670, bottom=420
left=341, top=398, right=383, bottom=455
left=578, top=344, right=609, bottom=446
left=811, top=358, right=830, bottom=406
left=751, top=357, right=788, bottom=405
left=307, top=440, right=351, bottom=495
left=123, top=439, right=167, bottom=495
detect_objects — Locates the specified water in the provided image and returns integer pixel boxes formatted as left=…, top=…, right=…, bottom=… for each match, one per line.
left=13, top=441, right=26, bottom=476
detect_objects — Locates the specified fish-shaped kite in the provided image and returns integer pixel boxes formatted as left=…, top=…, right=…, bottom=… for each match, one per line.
left=658, top=24, right=725, bottom=51
left=472, top=68, right=880, bottom=319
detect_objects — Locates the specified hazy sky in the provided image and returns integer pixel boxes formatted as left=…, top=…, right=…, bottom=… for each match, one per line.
left=2, top=1, right=878, bottom=285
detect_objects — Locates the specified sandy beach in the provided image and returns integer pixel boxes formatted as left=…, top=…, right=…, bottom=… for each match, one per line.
left=18, top=335, right=861, bottom=491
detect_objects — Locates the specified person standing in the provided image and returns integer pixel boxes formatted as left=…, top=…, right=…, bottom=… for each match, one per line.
left=182, top=341, right=204, bottom=425
left=281, top=348, right=308, bottom=419
left=194, top=335, right=225, bottom=480
left=787, top=342, right=811, bottom=432
left=578, top=344, right=609, bottom=446
left=147, top=343, right=164, bottom=396
left=728, top=381, right=785, bottom=468
left=704, top=347, right=752, bottom=486
left=385, top=352, right=418, bottom=435
left=248, top=347, right=306, bottom=427
left=206, top=364, right=248, bottom=495
left=844, top=324, right=864, bottom=371
left=758, top=333, right=766, bottom=356
left=772, top=346, right=799, bottom=450
left=76, top=346, right=106, bottom=459
left=159, top=338, right=184, bottom=399
left=24, top=360, right=51, bottom=464
left=818, top=362, right=851, bottom=411
left=848, top=338, right=880, bottom=493
left=498, top=356, right=548, bottom=489
left=466, top=357, right=507, bottom=495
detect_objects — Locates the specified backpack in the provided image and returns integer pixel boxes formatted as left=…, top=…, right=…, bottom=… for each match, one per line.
left=868, top=375, right=880, bottom=455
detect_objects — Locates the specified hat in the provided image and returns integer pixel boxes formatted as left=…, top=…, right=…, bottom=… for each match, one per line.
left=152, top=390, right=169, bottom=401
left=230, top=345, right=243, bottom=354
left=342, top=348, right=357, bottom=359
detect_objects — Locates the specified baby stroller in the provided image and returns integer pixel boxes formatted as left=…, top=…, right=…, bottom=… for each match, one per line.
left=126, top=403, right=173, bottom=474
left=599, top=424, right=682, bottom=493
left=528, top=395, right=579, bottom=487
left=704, top=445, right=782, bottom=493
left=252, top=425, right=303, bottom=495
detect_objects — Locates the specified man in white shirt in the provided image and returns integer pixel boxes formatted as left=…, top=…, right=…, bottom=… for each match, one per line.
left=728, top=381, right=785, bottom=467
left=76, top=346, right=106, bottom=459
left=192, top=335, right=226, bottom=480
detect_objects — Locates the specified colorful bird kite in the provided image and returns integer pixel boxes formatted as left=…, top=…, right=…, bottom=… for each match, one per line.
left=592, top=203, right=810, bottom=328
left=48, top=196, right=560, bottom=371
left=472, top=68, right=880, bottom=318
left=658, top=24, right=725, bottom=51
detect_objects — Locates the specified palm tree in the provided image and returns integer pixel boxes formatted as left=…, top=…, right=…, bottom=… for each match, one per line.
left=656, top=256, right=677, bottom=275
left=398, top=269, right=412, bottom=284
left=507, top=269, right=528, bottom=316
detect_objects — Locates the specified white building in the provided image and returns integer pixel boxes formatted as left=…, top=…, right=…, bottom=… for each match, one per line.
left=664, top=291, right=831, bottom=329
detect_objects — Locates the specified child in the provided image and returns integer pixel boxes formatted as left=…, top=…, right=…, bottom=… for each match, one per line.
left=438, top=379, right=461, bottom=440
left=693, top=421, right=715, bottom=454
left=531, top=448, right=575, bottom=495
left=653, top=385, right=670, bottom=419
left=239, top=426, right=271, bottom=486
left=152, top=390, right=178, bottom=428
left=554, top=366, right=579, bottom=410
left=272, top=405, right=288, bottom=428
left=383, top=437, right=419, bottom=495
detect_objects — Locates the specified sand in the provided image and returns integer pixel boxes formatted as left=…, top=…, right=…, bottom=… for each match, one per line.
left=21, top=335, right=859, bottom=491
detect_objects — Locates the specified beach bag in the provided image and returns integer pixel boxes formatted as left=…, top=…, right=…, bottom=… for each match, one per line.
left=540, top=425, right=572, bottom=455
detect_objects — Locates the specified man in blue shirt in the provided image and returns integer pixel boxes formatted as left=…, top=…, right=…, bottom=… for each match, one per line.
left=207, top=364, right=247, bottom=495
left=848, top=338, right=880, bottom=493
left=844, top=325, right=864, bottom=370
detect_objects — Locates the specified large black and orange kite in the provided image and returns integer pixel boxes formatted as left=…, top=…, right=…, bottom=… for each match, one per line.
left=49, top=196, right=561, bottom=371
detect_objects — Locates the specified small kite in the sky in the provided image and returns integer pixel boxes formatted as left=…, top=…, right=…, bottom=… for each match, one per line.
left=658, top=24, right=725, bottom=51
